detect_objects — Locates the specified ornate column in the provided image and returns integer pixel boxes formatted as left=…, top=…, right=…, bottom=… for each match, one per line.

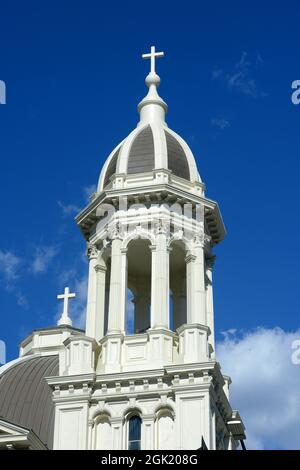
left=185, top=233, right=206, bottom=325
left=150, top=220, right=170, bottom=329
left=142, top=414, right=155, bottom=450
left=206, top=255, right=216, bottom=357
left=179, top=231, right=209, bottom=363
left=107, top=223, right=127, bottom=334
left=87, top=419, right=94, bottom=450
left=86, top=243, right=107, bottom=342
left=110, top=417, right=123, bottom=449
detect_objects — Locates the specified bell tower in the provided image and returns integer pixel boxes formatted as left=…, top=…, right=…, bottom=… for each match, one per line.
left=48, top=47, right=246, bottom=450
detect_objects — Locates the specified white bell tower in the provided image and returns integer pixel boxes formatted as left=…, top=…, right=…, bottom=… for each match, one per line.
left=48, top=47, right=245, bottom=450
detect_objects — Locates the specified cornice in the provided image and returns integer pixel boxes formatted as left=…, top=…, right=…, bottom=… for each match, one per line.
left=75, top=183, right=226, bottom=246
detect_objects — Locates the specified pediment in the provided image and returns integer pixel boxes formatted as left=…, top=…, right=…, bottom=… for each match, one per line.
left=0, top=418, right=46, bottom=450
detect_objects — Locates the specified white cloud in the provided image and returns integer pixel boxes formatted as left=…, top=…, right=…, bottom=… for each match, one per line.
left=0, top=250, right=22, bottom=281
left=217, top=327, right=300, bottom=449
left=213, top=51, right=266, bottom=98
left=71, top=273, right=88, bottom=328
left=211, top=117, right=230, bottom=130
left=83, top=184, right=97, bottom=203
left=55, top=256, right=88, bottom=329
left=126, top=289, right=135, bottom=334
left=57, top=184, right=97, bottom=218
left=31, top=245, right=58, bottom=274
left=0, top=250, right=28, bottom=309
left=57, top=200, right=81, bottom=216
left=15, top=291, right=29, bottom=309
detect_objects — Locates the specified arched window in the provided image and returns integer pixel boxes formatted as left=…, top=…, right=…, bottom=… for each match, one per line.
left=94, top=414, right=112, bottom=450
left=156, top=408, right=175, bottom=450
left=128, top=415, right=142, bottom=450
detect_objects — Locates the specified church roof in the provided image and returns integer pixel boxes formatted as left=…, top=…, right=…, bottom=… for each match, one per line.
left=0, top=355, right=58, bottom=449
left=98, top=49, right=201, bottom=191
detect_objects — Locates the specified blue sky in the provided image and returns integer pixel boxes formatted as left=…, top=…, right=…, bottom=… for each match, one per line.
left=0, top=1, right=300, bottom=449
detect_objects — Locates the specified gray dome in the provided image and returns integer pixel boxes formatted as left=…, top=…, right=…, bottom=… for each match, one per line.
left=0, top=355, right=58, bottom=449
left=98, top=124, right=200, bottom=191
left=98, top=61, right=202, bottom=192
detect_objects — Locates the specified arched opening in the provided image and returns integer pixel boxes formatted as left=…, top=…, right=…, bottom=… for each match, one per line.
left=126, top=239, right=151, bottom=334
left=156, top=409, right=175, bottom=450
left=126, top=288, right=135, bottom=334
left=94, top=414, right=112, bottom=450
left=169, top=241, right=187, bottom=331
left=128, top=415, right=142, bottom=450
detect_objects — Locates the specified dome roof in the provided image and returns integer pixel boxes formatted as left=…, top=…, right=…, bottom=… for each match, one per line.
left=0, top=355, right=58, bottom=449
left=98, top=60, right=201, bottom=191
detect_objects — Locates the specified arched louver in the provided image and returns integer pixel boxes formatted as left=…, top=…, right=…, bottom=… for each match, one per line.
left=165, top=130, right=190, bottom=180
left=127, top=125, right=154, bottom=174
left=103, top=146, right=121, bottom=188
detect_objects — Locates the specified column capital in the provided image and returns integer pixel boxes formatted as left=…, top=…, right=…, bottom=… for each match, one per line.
left=192, top=232, right=205, bottom=248
left=86, top=242, right=99, bottom=260
left=154, top=218, right=169, bottom=236
left=110, top=416, right=124, bottom=425
left=109, top=221, right=123, bottom=240
left=192, top=232, right=212, bottom=249
left=95, top=264, right=106, bottom=273
left=141, top=414, right=156, bottom=422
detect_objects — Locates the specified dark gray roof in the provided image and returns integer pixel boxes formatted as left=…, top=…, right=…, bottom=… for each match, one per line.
left=104, top=146, right=121, bottom=188
left=0, top=355, right=58, bottom=449
left=128, top=125, right=154, bottom=174
left=102, top=125, right=192, bottom=187
left=165, top=130, right=190, bottom=180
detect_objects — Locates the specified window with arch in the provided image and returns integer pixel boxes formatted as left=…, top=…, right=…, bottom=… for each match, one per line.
left=156, top=408, right=175, bottom=450
left=94, top=413, right=112, bottom=450
left=128, top=415, right=142, bottom=450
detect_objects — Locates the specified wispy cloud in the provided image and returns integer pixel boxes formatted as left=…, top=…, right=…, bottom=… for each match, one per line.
left=217, top=327, right=300, bottom=449
left=83, top=184, right=97, bottom=203
left=55, top=255, right=88, bottom=329
left=0, top=250, right=28, bottom=308
left=57, top=200, right=81, bottom=216
left=0, top=250, right=22, bottom=281
left=31, top=245, right=58, bottom=275
left=213, top=52, right=266, bottom=98
left=57, top=183, right=97, bottom=218
left=211, top=117, right=230, bottom=130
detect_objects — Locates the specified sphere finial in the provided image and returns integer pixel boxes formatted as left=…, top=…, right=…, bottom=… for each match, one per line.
left=138, top=46, right=168, bottom=124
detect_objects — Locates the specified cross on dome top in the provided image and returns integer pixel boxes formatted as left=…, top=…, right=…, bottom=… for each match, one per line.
left=138, top=45, right=168, bottom=124
left=142, top=46, right=164, bottom=75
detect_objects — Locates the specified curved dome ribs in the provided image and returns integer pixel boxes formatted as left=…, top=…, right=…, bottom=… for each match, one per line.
left=0, top=355, right=59, bottom=449
left=165, top=131, right=190, bottom=180
left=127, top=125, right=154, bottom=174
left=103, top=146, right=121, bottom=188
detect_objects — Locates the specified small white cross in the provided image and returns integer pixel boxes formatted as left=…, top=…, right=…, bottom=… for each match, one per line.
left=142, top=46, right=164, bottom=74
left=57, top=287, right=75, bottom=326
